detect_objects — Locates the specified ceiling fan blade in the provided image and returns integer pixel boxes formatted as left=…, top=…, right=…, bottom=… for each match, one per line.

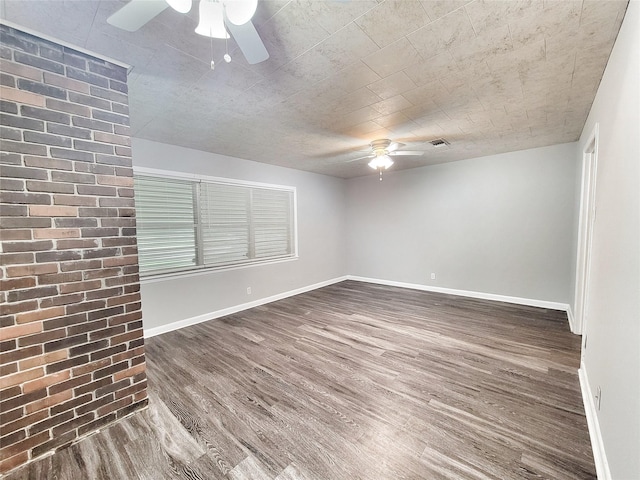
left=389, top=150, right=424, bottom=156
left=346, top=154, right=375, bottom=163
left=107, top=0, right=170, bottom=32
left=225, top=20, right=269, bottom=65
left=387, top=142, right=404, bottom=152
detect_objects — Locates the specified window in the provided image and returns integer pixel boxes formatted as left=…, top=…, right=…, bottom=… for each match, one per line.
left=133, top=171, right=296, bottom=276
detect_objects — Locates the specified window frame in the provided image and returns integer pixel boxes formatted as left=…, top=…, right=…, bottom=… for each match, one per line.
left=133, top=167, right=298, bottom=281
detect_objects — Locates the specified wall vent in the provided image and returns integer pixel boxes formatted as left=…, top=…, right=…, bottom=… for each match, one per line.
left=430, top=138, right=450, bottom=147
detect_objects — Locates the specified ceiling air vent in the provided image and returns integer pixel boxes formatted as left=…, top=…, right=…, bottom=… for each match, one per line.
left=430, top=138, right=450, bottom=147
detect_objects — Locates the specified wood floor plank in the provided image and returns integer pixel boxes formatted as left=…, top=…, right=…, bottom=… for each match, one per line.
left=4, top=281, right=595, bottom=479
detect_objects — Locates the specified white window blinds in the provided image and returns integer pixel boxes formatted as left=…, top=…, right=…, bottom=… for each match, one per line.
left=200, top=182, right=250, bottom=266
left=252, top=188, right=293, bottom=259
left=133, top=176, right=197, bottom=274
left=133, top=173, right=296, bottom=276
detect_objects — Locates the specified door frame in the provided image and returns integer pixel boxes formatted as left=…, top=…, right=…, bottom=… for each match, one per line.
left=573, top=123, right=599, bottom=337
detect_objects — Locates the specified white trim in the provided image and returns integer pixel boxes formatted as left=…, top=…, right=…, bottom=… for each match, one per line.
left=0, top=20, right=130, bottom=70
left=579, top=364, right=611, bottom=480
left=143, top=276, right=348, bottom=338
left=144, top=274, right=573, bottom=338
left=134, top=168, right=298, bottom=279
left=347, top=276, right=570, bottom=311
left=133, top=166, right=296, bottom=192
left=573, top=123, right=599, bottom=334
left=140, top=255, right=299, bottom=284
left=566, top=305, right=576, bottom=332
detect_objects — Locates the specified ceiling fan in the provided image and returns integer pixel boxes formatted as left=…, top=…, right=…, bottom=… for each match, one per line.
left=107, top=0, right=269, bottom=65
left=351, top=139, right=424, bottom=180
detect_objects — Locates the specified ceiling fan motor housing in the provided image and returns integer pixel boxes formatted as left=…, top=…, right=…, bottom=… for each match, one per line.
left=370, top=138, right=393, bottom=156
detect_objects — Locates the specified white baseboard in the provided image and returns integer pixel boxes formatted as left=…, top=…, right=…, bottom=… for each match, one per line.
left=347, top=276, right=570, bottom=312
left=566, top=305, right=576, bottom=333
left=144, top=275, right=572, bottom=338
left=579, top=364, right=611, bottom=479
left=143, top=276, right=348, bottom=338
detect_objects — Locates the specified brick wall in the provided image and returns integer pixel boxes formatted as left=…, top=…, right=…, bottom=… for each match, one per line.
left=0, top=25, right=147, bottom=474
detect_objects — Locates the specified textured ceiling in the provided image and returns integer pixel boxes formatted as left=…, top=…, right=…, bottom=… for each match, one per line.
left=0, top=0, right=628, bottom=178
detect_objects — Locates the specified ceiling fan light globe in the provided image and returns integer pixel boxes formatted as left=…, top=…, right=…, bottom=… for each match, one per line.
left=368, top=155, right=393, bottom=170
left=166, top=0, right=192, bottom=14
left=196, top=0, right=230, bottom=38
left=223, top=0, right=258, bottom=25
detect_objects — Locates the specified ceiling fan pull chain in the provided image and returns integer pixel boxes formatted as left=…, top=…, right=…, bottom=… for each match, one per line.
left=224, top=36, right=231, bottom=63
left=210, top=34, right=215, bottom=70
left=379, top=169, right=383, bottom=181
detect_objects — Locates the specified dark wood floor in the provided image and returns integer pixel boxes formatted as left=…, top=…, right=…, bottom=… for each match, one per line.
left=6, top=280, right=595, bottom=479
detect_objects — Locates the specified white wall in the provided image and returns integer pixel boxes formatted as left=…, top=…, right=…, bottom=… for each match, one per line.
left=345, top=143, right=578, bottom=305
left=577, top=1, right=640, bottom=477
left=131, top=138, right=347, bottom=332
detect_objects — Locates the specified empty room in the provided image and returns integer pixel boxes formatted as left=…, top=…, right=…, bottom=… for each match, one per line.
left=0, top=0, right=638, bottom=479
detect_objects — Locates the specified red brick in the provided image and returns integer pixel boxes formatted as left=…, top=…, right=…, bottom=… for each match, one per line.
left=49, top=374, right=91, bottom=395
left=43, top=72, right=90, bottom=94
left=23, top=370, right=70, bottom=394
left=6, top=263, right=57, bottom=278
left=0, top=230, right=31, bottom=241
left=0, top=430, right=26, bottom=449
left=0, top=253, right=34, bottom=267
left=2, top=240, right=53, bottom=253
left=28, top=410, right=74, bottom=435
left=71, top=358, right=111, bottom=377
left=97, top=396, right=131, bottom=417
left=103, top=255, right=137, bottom=267
left=23, top=156, right=72, bottom=171
left=53, top=194, right=97, bottom=207
left=0, top=451, right=29, bottom=475
left=59, top=259, right=101, bottom=272
left=0, top=278, right=36, bottom=291
left=7, top=285, right=58, bottom=302
left=65, top=299, right=105, bottom=315
left=56, top=239, right=98, bottom=250
left=50, top=393, right=92, bottom=416
left=108, top=310, right=142, bottom=327
left=114, top=379, right=147, bottom=400
left=39, top=293, right=84, bottom=309
left=0, top=367, right=44, bottom=390
left=0, top=85, right=45, bottom=107
left=59, top=280, right=101, bottom=294
left=0, top=59, right=42, bottom=81
left=0, top=345, right=42, bottom=365
left=93, top=131, right=130, bottom=146
left=111, top=346, right=144, bottom=364
left=113, top=362, right=146, bottom=382
left=29, top=205, right=78, bottom=217
left=96, top=175, right=133, bottom=187
left=16, top=306, right=65, bottom=324
left=37, top=272, right=82, bottom=285
left=18, top=328, right=66, bottom=348
left=1, top=322, right=43, bottom=341
left=25, top=388, right=72, bottom=414
left=18, top=349, right=67, bottom=370
left=32, top=228, right=80, bottom=239
left=1, top=410, right=48, bottom=437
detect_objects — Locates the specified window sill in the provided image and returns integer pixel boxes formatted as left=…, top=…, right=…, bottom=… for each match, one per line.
left=139, top=256, right=299, bottom=285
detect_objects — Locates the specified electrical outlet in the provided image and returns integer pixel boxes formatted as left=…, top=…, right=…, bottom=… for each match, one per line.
left=431, top=273, right=436, bottom=280
left=246, top=287, right=251, bottom=295
left=595, top=386, right=602, bottom=410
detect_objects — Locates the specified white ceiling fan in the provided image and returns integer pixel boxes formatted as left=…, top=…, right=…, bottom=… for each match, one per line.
left=349, top=139, right=424, bottom=180
left=107, top=0, right=269, bottom=65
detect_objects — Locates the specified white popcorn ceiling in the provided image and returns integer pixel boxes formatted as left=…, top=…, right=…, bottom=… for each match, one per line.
left=1, top=0, right=629, bottom=178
